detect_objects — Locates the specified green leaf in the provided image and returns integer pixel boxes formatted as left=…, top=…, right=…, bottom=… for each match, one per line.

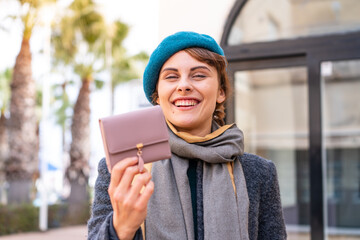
left=94, top=79, right=104, bottom=89
left=132, top=51, right=149, bottom=61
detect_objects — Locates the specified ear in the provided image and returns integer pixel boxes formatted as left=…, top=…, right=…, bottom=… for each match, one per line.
left=156, top=97, right=160, bottom=105
left=216, top=88, right=226, bottom=104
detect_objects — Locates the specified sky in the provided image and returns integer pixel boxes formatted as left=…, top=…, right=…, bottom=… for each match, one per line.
left=98, top=0, right=159, bottom=55
left=0, top=0, right=159, bottom=73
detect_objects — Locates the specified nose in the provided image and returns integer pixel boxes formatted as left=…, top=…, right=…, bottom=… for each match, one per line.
left=176, top=77, right=192, bottom=93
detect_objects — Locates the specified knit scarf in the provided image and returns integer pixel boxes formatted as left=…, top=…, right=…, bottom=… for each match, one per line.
left=145, top=122, right=249, bottom=240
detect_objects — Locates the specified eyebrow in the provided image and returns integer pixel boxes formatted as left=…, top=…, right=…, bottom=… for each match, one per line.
left=161, top=67, right=178, bottom=74
left=160, top=66, right=211, bottom=74
left=190, top=66, right=211, bottom=72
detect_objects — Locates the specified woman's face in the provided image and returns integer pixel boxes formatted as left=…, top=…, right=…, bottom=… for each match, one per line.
left=156, top=50, right=225, bottom=137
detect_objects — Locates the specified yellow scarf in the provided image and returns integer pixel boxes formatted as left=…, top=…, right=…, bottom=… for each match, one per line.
left=166, top=120, right=234, bottom=143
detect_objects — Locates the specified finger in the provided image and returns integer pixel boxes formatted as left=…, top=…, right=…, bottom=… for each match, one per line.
left=136, top=180, right=154, bottom=208
left=110, top=165, right=149, bottom=204
left=109, top=157, right=138, bottom=192
left=115, top=165, right=141, bottom=194
left=127, top=172, right=152, bottom=203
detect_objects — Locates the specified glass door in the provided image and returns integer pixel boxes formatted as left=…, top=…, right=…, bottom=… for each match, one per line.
left=321, top=59, right=360, bottom=239
left=234, top=66, right=310, bottom=239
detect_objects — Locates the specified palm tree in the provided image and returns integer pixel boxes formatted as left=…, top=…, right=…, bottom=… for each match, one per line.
left=5, top=0, right=55, bottom=204
left=52, top=0, right=101, bottom=208
left=51, top=0, right=129, bottom=207
left=52, top=0, right=148, bottom=211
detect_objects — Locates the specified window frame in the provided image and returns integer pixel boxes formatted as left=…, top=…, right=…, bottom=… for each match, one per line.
left=221, top=1, right=360, bottom=239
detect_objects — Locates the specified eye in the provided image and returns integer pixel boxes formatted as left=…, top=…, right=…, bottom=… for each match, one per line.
left=193, top=74, right=206, bottom=79
left=165, top=74, right=178, bottom=80
left=160, top=72, right=178, bottom=80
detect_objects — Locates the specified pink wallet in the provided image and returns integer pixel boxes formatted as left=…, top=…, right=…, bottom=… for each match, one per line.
left=99, top=106, right=171, bottom=173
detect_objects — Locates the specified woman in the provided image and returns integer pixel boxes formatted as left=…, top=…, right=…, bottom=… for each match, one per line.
left=88, top=31, right=287, bottom=240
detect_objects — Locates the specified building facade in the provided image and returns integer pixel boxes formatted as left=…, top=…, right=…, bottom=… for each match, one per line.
left=220, top=0, right=360, bottom=239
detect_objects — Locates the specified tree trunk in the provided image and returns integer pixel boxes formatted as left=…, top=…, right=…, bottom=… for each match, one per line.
left=6, top=39, right=38, bottom=204
left=67, top=79, right=91, bottom=207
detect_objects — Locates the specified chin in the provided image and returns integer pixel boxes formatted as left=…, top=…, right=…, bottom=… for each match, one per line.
left=170, top=118, right=196, bottom=129
left=172, top=120, right=194, bottom=129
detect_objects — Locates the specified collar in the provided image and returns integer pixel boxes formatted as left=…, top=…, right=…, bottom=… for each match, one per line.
left=166, top=120, right=234, bottom=143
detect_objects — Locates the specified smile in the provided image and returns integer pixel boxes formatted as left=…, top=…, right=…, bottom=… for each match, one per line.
left=173, top=99, right=200, bottom=107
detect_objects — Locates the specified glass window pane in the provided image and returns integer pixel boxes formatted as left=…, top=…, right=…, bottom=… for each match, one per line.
left=234, top=67, right=310, bottom=238
left=322, top=59, right=360, bottom=239
left=228, top=0, right=360, bottom=45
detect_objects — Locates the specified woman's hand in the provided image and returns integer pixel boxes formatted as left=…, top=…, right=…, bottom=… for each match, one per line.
left=108, top=157, right=154, bottom=240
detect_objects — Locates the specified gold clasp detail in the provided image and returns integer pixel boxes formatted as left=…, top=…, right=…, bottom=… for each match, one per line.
left=136, top=143, right=143, bottom=155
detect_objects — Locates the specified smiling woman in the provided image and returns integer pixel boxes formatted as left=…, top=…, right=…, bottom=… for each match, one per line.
left=156, top=50, right=225, bottom=136
left=88, top=31, right=287, bottom=240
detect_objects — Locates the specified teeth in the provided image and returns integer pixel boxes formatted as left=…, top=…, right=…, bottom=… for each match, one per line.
left=174, top=99, right=198, bottom=107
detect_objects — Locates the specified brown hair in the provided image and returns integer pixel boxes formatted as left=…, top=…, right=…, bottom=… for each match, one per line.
left=151, top=47, right=231, bottom=126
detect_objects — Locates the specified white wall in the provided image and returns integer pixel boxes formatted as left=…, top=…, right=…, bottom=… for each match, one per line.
left=157, top=0, right=235, bottom=43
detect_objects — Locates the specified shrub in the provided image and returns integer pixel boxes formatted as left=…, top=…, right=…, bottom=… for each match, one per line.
left=0, top=204, right=39, bottom=235
left=0, top=202, right=90, bottom=236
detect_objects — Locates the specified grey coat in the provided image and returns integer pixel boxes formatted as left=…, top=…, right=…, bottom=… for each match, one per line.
left=87, top=153, right=287, bottom=240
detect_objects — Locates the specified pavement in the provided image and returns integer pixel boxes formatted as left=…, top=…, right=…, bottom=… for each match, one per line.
left=0, top=225, right=87, bottom=240
left=2, top=226, right=359, bottom=240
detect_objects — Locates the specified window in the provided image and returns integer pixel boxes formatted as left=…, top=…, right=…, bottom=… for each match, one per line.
left=234, top=67, right=310, bottom=234
left=228, top=0, right=360, bottom=45
left=322, top=60, right=360, bottom=231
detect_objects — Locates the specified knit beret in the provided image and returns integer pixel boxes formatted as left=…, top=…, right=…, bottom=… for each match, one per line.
left=143, top=31, right=225, bottom=103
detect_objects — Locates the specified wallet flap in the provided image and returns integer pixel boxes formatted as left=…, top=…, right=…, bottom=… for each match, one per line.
left=100, top=106, right=169, bottom=154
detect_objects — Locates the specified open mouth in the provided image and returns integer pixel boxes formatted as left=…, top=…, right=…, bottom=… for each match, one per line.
left=173, top=99, right=200, bottom=107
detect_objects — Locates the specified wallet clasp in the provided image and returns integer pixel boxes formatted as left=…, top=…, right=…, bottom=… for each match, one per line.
left=137, top=143, right=144, bottom=172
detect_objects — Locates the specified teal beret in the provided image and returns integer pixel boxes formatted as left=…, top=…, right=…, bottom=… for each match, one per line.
left=143, top=31, right=225, bottom=103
